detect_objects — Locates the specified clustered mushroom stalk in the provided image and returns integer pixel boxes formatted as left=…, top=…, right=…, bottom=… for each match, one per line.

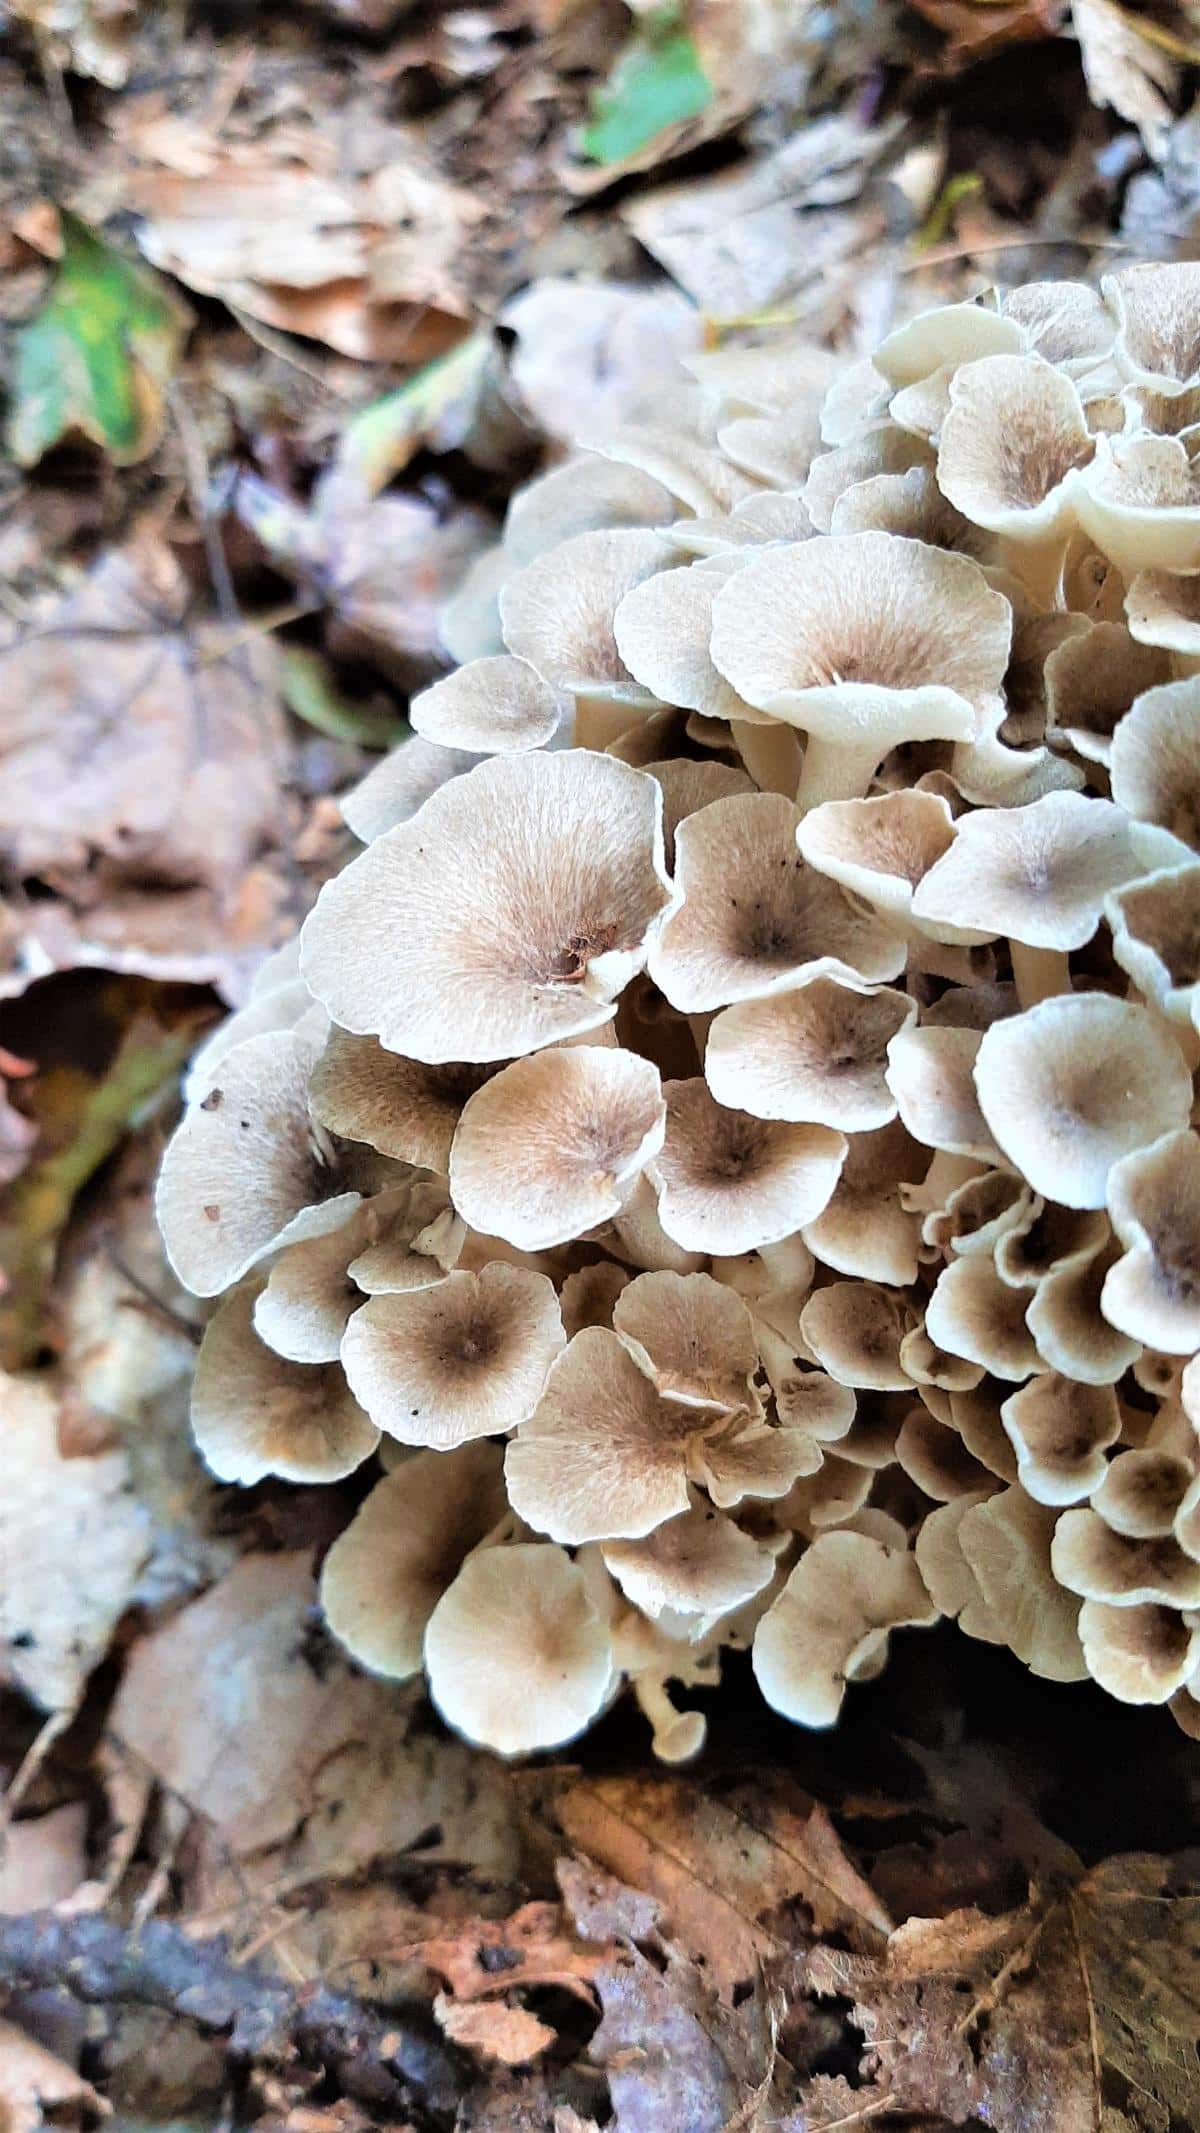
left=159, top=265, right=1200, bottom=1757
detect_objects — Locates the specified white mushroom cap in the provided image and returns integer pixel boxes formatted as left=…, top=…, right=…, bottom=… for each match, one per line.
left=156, top=1016, right=374, bottom=1298
left=424, top=1543, right=614, bottom=1756
left=1001, top=280, right=1116, bottom=375
left=649, top=1078, right=846, bottom=1255
left=603, top=1493, right=775, bottom=1622
left=409, top=655, right=566, bottom=755
left=799, top=1281, right=915, bottom=1391
left=184, top=975, right=315, bottom=1107
left=301, top=751, right=675, bottom=1063
left=438, top=543, right=507, bottom=665
left=829, top=465, right=987, bottom=556
left=648, top=793, right=905, bottom=1013
left=973, top=995, right=1193, bottom=1210
left=752, top=1532, right=937, bottom=1727
left=1092, top=1448, right=1194, bottom=1539
left=612, top=1269, right=759, bottom=1412
left=612, top=554, right=763, bottom=723
left=936, top=355, right=1093, bottom=542
left=803, top=430, right=932, bottom=532
left=1025, top=1236, right=1141, bottom=1387
left=1103, top=1129, right=1200, bottom=1354
left=911, top=792, right=1144, bottom=953
left=643, top=758, right=755, bottom=869
left=999, top=1374, right=1121, bottom=1505
left=320, top=1443, right=507, bottom=1678
left=585, top=423, right=762, bottom=517
left=502, top=454, right=675, bottom=567
left=1125, top=568, right=1200, bottom=652
left=757, top=1334, right=857, bottom=1441
left=925, top=1255, right=1043, bottom=1382
left=1109, top=678, right=1200, bottom=867
left=1052, top=1508, right=1200, bottom=1609
left=914, top=1491, right=1002, bottom=1635
left=924, top=1170, right=1037, bottom=1264
left=1104, top=261, right=1200, bottom=395
left=707, top=971, right=915, bottom=1132
left=449, top=1045, right=665, bottom=1250
left=957, top=1487, right=1086, bottom=1679
left=341, top=734, right=478, bottom=844
left=309, top=1028, right=493, bottom=1171
left=346, top=1179, right=465, bottom=1295
left=340, top=1261, right=564, bottom=1448
left=252, top=1192, right=408, bottom=1363
left=795, top=789, right=958, bottom=926
left=191, top=1283, right=379, bottom=1484
left=1107, top=862, right=1200, bottom=1025
left=1079, top=1600, right=1200, bottom=1704
left=498, top=527, right=671, bottom=702
left=802, top=1120, right=924, bottom=1285
left=1043, top=623, right=1171, bottom=768
left=1076, top=435, right=1200, bottom=577
left=505, top=1326, right=697, bottom=1543
left=709, top=534, right=1011, bottom=805
left=873, top=300, right=1022, bottom=387
left=885, top=1025, right=1005, bottom=1164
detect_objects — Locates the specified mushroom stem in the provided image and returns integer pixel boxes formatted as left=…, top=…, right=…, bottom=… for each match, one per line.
left=686, top=1013, right=714, bottom=1068
left=731, top=718, right=802, bottom=797
left=920, top=1150, right=982, bottom=1208
left=795, top=734, right=885, bottom=809
left=574, top=693, right=646, bottom=750
left=995, top=529, right=1070, bottom=611
left=1010, top=941, right=1072, bottom=1009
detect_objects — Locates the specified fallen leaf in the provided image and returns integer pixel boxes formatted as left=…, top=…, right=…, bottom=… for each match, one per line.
left=9, top=0, right=136, bottom=87
left=281, top=648, right=408, bottom=751
left=0, top=2019, right=107, bottom=2133
left=1073, top=0, right=1179, bottom=158
left=907, top=0, right=1065, bottom=68
left=580, top=6, right=713, bottom=167
left=499, top=278, right=704, bottom=443
left=329, top=329, right=518, bottom=501
left=434, top=1996, right=557, bottom=2068
left=552, top=1773, right=890, bottom=2002
left=0, top=1371, right=151, bottom=1714
left=8, top=215, right=188, bottom=468
left=586, top=1941, right=773, bottom=2133
left=799, top=1852, right=1200, bottom=2133
left=0, top=1805, right=88, bottom=1914
left=405, top=1902, right=607, bottom=2005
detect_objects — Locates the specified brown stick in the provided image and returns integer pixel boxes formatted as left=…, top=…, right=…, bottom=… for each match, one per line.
left=0, top=1909, right=463, bottom=2127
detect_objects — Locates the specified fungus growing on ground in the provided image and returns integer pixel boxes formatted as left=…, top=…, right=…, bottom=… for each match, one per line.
left=160, top=266, right=1200, bottom=1757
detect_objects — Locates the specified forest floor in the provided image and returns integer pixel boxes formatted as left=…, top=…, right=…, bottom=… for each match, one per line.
left=0, top=2, right=1199, bottom=2129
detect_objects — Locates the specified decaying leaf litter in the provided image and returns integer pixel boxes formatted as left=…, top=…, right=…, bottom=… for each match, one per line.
left=2, top=2, right=1200, bottom=2128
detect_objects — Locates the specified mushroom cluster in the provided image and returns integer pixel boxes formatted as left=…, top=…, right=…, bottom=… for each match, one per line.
left=159, top=265, right=1200, bottom=1758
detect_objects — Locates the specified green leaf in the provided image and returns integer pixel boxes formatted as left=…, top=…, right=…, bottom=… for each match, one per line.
left=332, top=330, right=495, bottom=501
left=8, top=213, right=189, bottom=467
left=581, top=8, right=712, bottom=167
left=281, top=646, right=409, bottom=750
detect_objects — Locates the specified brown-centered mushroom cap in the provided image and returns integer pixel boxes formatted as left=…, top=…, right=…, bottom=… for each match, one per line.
left=925, top=1255, right=1044, bottom=1382
left=1109, top=678, right=1200, bottom=867
left=603, top=1493, right=775, bottom=1622
left=801, top=1118, right=924, bottom=1285
left=795, top=789, right=958, bottom=926
left=936, top=355, right=1093, bottom=545
left=706, top=971, right=916, bottom=1131
left=340, top=1261, right=564, bottom=1449
left=649, top=1077, right=846, bottom=1255
left=799, top=1282, right=915, bottom=1391
left=449, top=1045, right=666, bottom=1251
left=424, top=1542, right=615, bottom=1756
left=1102, top=1129, right=1200, bottom=1355
left=301, top=750, right=675, bottom=1063
left=752, top=1531, right=937, bottom=1727
left=498, top=527, right=671, bottom=703
left=612, top=1269, right=759, bottom=1412
left=409, top=654, right=566, bottom=755
left=191, top=1282, right=378, bottom=1485
left=910, top=792, right=1144, bottom=962
left=1043, top=622, right=1171, bottom=768
left=1104, top=261, right=1200, bottom=395
left=310, top=1027, right=493, bottom=1172
left=1106, top=862, right=1200, bottom=1025
left=1079, top=1599, right=1200, bottom=1704
left=999, top=1374, right=1121, bottom=1506
left=1052, top=1508, right=1200, bottom=1608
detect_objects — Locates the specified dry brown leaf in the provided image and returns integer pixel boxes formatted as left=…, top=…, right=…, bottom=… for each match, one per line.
left=1073, top=0, right=1179, bottom=157
left=586, top=1941, right=776, bottom=2133
left=0, top=1371, right=151, bottom=1714
left=118, top=115, right=483, bottom=362
left=0, top=1804, right=88, bottom=1914
left=799, top=1852, right=1200, bottom=2132
left=405, top=1901, right=607, bottom=2005
left=553, top=1773, right=891, bottom=2001
left=499, top=279, right=704, bottom=443
left=908, top=0, right=1065, bottom=68
left=434, top=1995, right=557, bottom=2068
left=0, top=2020, right=107, bottom=2133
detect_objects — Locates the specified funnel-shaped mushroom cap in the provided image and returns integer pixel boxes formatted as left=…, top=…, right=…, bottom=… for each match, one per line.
left=1105, top=261, right=1200, bottom=394
left=1076, top=435, right=1200, bottom=576
left=1025, top=1235, right=1141, bottom=1387
left=1093, top=1448, right=1194, bottom=1540
left=604, top=1494, right=775, bottom=1622
left=320, top=1444, right=507, bottom=1678
left=301, top=751, right=675, bottom=1063
left=1107, top=862, right=1200, bottom=1024
left=184, top=976, right=315, bottom=1107
left=347, top=1179, right=464, bottom=1296
left=911, top=791, right=1144, bottom=950
left=425, top=1543, right=614, bottom=1756
left=505, top=1327, right=698, bottom=1543
left=802, top=1119, right=924, bottom=1285
left=648, top=794, right=905, bottom=1013
left=803, top=430, right=931, bottom=532
left=156, top=1016, right=375, bottom=1298
left=644, top=759, right=755, bottom=868
left=689, top=1413, right=821, bottom=1509
left=707, top=973, right=915, bottom=1131
left=613, top=555, right=759, bottom=723
left=449, top=1045, right=665, bottom=1250
left=252, top=1191, right=412, bottom=1363
left=829, top=465, right=987, bottom=556
left=709, top=534, right=1010, bottom=803
left=1079, top=1600, right=1200, bottom=1704
left=973, top=995, right=1193, bottom=1210
left=310, top=1031, right=492, bottom=1174
left=799, top=1282, right=915, bottom=1391
left=937, top=356, right=1093, bottom=538
left=1110, top=678, right=1200, bottom=866
left=341, top=735, right=477, bottom=844
left=502, top=455, right=675, bottom=567
left=649, top=1078, right=845, bottom=1255
left=1044, top=622, right=1172, bottom=767
left=717, top=408, right=825, bottom=487
left=925, top=1256, right=1043, bottom=1382
left=1052, top=1509, right=1200, bottom=1609
left=874, top=300, right=1022, bottom=387
left=885, top=1025, right=1005, bottom=1163
left=191, top=1283, right=378, bottom=1484
left=586, top=423, right=762, bottom=518
left=613, top=1270, right=759, bottom=1412
left=498, top=528, right=671, bottom=700
left=753, top=1532, right=937, bottom=1727
left=409, top=655, right=565, bottom=755
left=796, top=790, right=957, bottom=924
left=958, top=1488, right=1086, bottom=1678
left=896, top=1408, right=994, bottom=1501
left=1002, top=280, right=1116, bottom=374
left=688, top=335, right=838, bottom=420
left=1103, top=1130, right=1200, bottom=1354
left=1000, top=1374, right=1121, bottom=1506
left=1125, top=568, right=1200, bottom=651
left=341, top=1262, right=564, bottom=1448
